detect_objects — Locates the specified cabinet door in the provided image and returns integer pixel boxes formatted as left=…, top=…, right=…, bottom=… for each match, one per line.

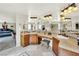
left=30, top=34, right=38, bottom=44
left=52, top=37, right=60, bottom=56
left=21, top=34, right=29, bottom=47
left=38, top=36, right=42, bottom=44
left=24, top=35, right=29, bottom=46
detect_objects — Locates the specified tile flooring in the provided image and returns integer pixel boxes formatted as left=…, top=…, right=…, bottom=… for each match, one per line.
left=0, top=45, right=55, bottom=56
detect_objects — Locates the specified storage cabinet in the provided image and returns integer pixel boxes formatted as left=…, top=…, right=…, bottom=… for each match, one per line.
left=30, top=34, right=38, bottom=44
left=38, top=36, right=42, bottom=44
left=21, top=34, right=30, bottom=47
left=52, top=37, right=60, bottom=56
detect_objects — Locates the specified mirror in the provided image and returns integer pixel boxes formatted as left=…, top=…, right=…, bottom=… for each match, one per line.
left=76, top=23, right=79, bottom=29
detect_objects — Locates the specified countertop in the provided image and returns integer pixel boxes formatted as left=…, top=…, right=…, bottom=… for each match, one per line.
left=59, top=38, right=79, bottom=53
left=21, top=32, right=79, bottom=54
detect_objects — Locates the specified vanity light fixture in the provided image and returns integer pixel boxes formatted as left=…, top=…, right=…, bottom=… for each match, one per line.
left=60, top=15, right=65, bottom=20
left=60, top=3, right=78, bottom=20
left=30, top=17, right=37, bottom=19
left=43, top=14, right=52, bottom=20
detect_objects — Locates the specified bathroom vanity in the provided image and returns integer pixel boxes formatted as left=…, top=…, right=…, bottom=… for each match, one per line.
left=21, top=32, right=79, bottom=56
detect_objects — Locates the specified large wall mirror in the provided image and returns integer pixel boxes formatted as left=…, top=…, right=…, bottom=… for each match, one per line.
left=75, top=23, right=79, bottom=29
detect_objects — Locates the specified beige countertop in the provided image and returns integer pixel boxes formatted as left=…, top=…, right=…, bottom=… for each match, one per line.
left=59, top=38, right=79, bottom=53
left=21, top=32, right=79, bottom=54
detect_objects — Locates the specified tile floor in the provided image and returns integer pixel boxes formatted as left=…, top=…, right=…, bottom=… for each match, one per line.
left=0, top=45, right=55, bottom=56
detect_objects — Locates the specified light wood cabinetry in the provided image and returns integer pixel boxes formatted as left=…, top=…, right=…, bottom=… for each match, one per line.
left=30, top=34, right=38, bottom=44
left=21, top=34, right=30, bottom=47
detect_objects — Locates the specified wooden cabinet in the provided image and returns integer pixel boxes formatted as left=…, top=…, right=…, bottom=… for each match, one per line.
left=21, top=34, right=30, bottom=47
left=52, top=37, right=60, bottom=56
left=30, top=34, right=38, bottom=44
left=38, top=36, right=42, bottom=44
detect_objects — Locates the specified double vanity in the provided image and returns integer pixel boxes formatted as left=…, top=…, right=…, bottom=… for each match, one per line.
left=21, top=31, right=79, bottom=56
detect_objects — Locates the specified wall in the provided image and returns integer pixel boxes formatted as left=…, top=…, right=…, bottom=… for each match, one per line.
left=0, top=12, right=28, bottom=47
left=0, top=12, right=16, bottom=23
left=62, top=16, right=79, bottom=31
left=71, top=16, right=79, bottom=31
left=0, top=13, right=16, bottom=30
left=16, top=14, right=28, bottom=46
left=60, top=16, right=79, bottom=31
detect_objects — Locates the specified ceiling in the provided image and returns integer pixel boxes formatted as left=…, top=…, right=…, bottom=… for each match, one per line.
left=0, top=3, right=68, bottom=16
left=0, top=3, right=78, bottom=18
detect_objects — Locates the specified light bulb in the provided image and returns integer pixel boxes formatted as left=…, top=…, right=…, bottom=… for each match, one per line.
left=68, top=10, right=72, bottom=13
left=49, top=16, right=52, bottom=19
left=60, top=12, right=64, bottom=15
left=64, top=9, right=67, bottom=13
left=68, top=6, right=73, bottom=10
left=73, top=7, right=78, bottom=11
left=43, top=17, right=46, bottom=20
left=61, top=17, right=65, bottom=20
left=46, top=17, right=49, bottom=20
left=64, top=12, right=68, bottom=15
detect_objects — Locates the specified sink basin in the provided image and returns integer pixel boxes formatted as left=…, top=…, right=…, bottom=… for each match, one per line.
left=57, top=35, right=69, bottom=40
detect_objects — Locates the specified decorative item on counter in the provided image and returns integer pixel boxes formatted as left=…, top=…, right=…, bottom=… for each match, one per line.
left=42, top=25, right=45, bottom=31
left=48, top=32, right=52, bottom=35
left=77, top=35, right=79, bottom=46
left=23, top=24, right=25, bottom=29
